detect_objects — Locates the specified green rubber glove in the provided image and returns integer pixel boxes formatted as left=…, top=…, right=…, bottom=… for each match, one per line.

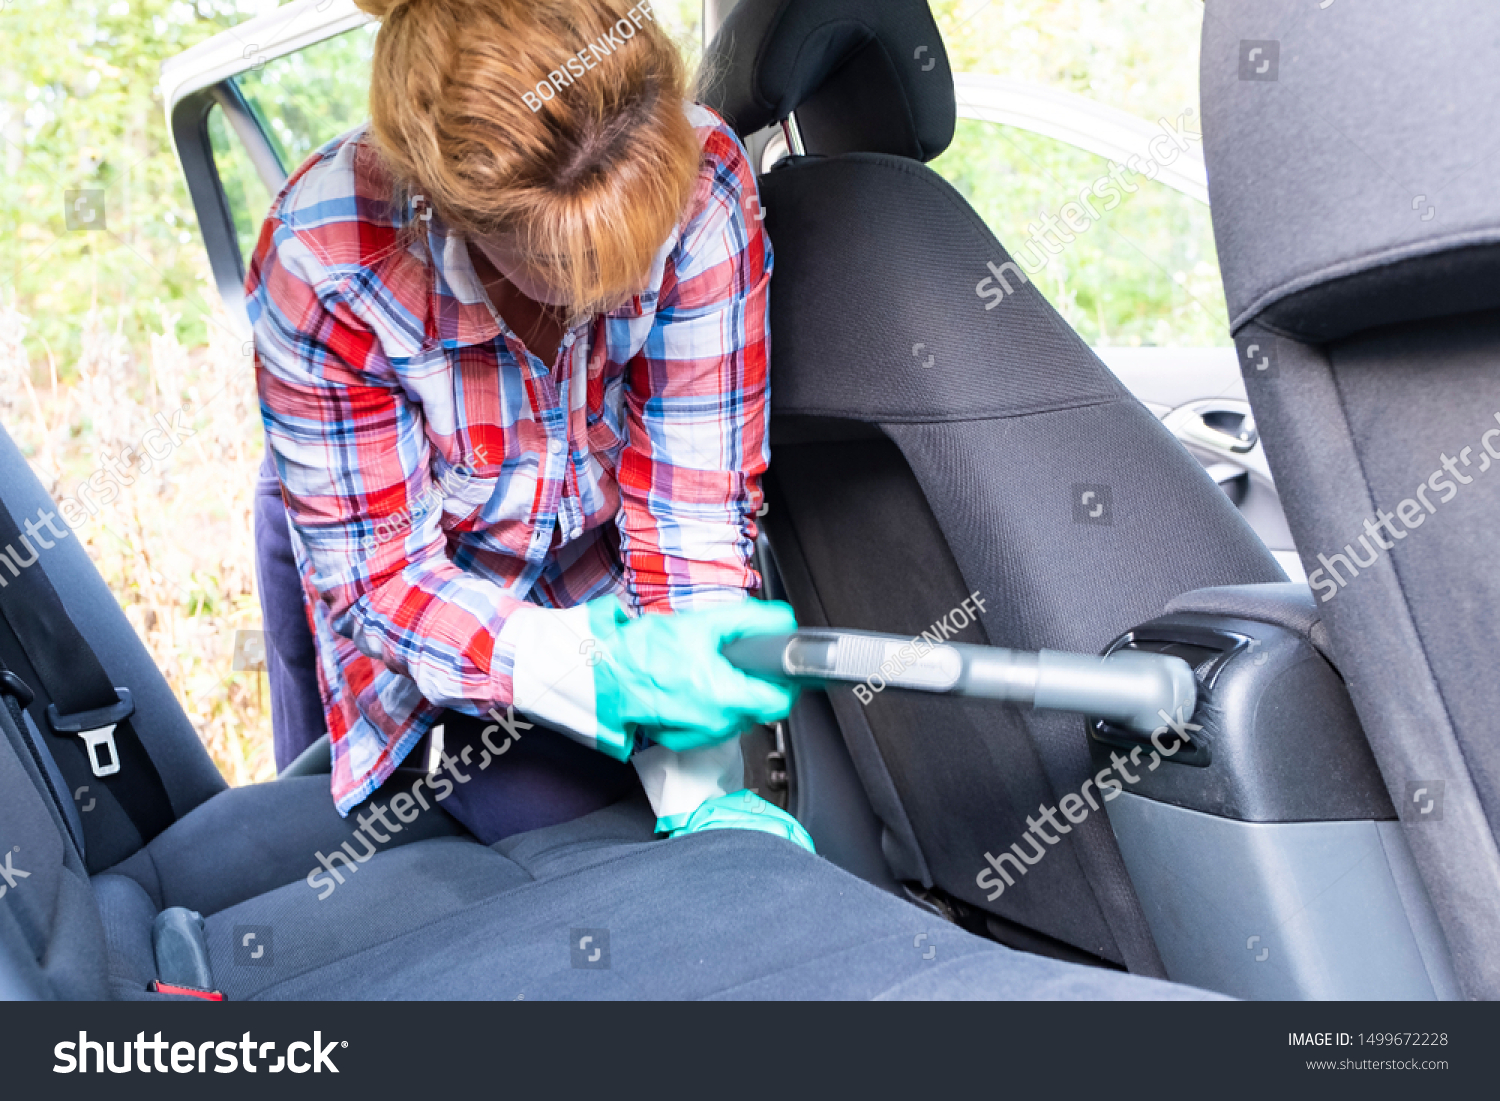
left=588, top=596, right=798, bottom=758
left=665, top=790, right=816, bottom=853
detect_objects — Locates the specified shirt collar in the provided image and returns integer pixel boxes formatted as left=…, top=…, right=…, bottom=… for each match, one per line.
left=417, top=198, right=665, bottom=352
left=420, top=207, right=504, bottom=350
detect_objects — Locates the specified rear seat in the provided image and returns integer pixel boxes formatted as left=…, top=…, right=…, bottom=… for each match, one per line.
left=2, top=716, right=1214, bottom=1000
left=0, top=427, right=1214, bottom=1001
left=0, top=689, right=109, bottom=1000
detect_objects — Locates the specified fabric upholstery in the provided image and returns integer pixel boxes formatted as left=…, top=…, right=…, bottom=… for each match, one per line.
left=101, top=775, right=469, bottom=917
left=1200, top=0, right=1500, bottom=340
left=0, top=692, right=109, bottom=999
left=0, top=426, right=225, bottom=872
left=749, top=150, right=1283, bottom=968
left=1204, top=0, right=1500, bottom=1001
left=700, top=0, right=956, bottom=160
left=90, top=874, right=159, bottom=996
left=1236, top=317, right=1500, bottom=998
left=201, top=794, right=1219, bottom=1002
left=2, top=678, right=1223, bottom=1001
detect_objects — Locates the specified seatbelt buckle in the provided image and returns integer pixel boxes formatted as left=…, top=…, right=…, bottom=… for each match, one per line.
left=47, top=688, right=134, bottom=779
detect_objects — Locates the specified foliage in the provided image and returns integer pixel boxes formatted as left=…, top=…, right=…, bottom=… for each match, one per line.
left=0, top=292, right=273, bottom=785
left=932, top=121, right=1228, bottom=347
left=927, top=0, right=1229, bottom=345
left=0, top=0, right=279, bottom=368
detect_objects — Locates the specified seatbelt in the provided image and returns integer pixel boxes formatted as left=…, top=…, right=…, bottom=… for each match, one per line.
left=0, top=499, right=174, bottom=852
left=0, top=668, right=85, bottom=858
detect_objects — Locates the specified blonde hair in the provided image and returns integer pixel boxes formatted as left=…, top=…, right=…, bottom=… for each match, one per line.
left=356, top=0, right=702, bottom=315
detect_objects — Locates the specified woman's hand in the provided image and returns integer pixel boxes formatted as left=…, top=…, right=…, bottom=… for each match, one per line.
left=589, top=596, right=799, bottom=754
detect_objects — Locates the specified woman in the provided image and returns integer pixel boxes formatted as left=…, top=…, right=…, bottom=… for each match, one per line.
left=248, top=0, right=810, bottom=849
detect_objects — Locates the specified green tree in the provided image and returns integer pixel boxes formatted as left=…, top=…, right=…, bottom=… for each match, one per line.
left=0, top=0, right=268, bottom=370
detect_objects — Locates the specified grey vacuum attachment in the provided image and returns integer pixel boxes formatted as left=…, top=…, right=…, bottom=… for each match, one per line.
left=721, top=629, right=1197, bottom=736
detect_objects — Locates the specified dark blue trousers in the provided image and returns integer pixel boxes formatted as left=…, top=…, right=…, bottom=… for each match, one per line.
left=254, top=452, right=637, bottom=842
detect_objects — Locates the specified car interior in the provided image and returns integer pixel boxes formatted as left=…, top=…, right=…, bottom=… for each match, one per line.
left=2, top=0, right=1494, bottom=1003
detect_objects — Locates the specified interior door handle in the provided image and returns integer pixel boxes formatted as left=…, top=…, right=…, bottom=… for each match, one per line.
left=1163, top=400, right=1259, bottom=456
left=1203, top=461, right=1247, bottom=485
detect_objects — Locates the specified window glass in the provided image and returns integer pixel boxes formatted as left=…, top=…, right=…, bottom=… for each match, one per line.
left=207, top=103, right=275, bottom=270
left=655, top=0, right=704, bottom=71
left=927, top=0, right=1227, bottom=346
left=931, top=120, right=1229, bottom=347
left=932, top=0, right=1202, bottom=123
left=234, top=22, right=380, bottom=174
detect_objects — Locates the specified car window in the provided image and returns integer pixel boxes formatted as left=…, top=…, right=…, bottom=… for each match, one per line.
left=928, top=0, right=1227, bottom=347
left=203, top=24, right=378, bottom=270
left=235, top=23, right=380, bottom=177
left=207, top=104, right=276, bottom=272
left=930, top=120, right=1229, bottom=347
left=932, top=0, right=1202, bottom=124
left=656, top=0, right=704, bottom=70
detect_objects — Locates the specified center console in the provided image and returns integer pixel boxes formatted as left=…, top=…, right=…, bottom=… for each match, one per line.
left=1094, top=582, right=1459, bottom=999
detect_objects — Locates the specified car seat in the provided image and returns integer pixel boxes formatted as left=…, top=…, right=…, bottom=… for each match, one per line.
left=698, top=0, right=1284, bottom=970
left=1201, top=0, right=1500, bottom=999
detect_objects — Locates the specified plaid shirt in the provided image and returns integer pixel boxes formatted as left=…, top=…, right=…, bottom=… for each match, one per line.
left=248, top=103, right=772, bottom=814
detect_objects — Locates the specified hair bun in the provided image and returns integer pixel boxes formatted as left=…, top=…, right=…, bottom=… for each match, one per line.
left=354, top=0, right=414, bottom=19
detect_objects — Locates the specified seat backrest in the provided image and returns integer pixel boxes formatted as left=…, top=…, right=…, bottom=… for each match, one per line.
left=0, top=424, right=225, bottom=872
left=1201, top=0, right=1500, bottom=997
left=704, top=0, right=1284, bottom=968
left=0, top=689, right=110, bottom=999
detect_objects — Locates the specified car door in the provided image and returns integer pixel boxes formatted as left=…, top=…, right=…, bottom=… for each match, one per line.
left=160, top=0, right=381, bottom=336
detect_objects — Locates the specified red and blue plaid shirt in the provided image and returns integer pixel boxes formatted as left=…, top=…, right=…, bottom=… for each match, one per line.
left=247, top=103, right=772, bottom=814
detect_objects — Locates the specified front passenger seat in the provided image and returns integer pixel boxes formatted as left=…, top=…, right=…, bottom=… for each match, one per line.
left=701, top=0, right=1285, bottom=972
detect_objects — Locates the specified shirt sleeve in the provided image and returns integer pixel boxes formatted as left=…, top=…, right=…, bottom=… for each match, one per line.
left=616, top=127, right=774, bottom=614
left=248, top=216, right=539, bottom=718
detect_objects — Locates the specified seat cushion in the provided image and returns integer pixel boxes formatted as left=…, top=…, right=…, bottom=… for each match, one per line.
left=100, top=775, right=469, bottom=917
left=90, top=874, right=159, bottom=998
left=200, top=794, right=1217, bottom=1001
left=89, top=773, right=1218, bottom=1000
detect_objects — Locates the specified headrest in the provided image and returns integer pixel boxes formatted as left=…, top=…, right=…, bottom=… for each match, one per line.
left=699, top=0, right=955, bottom=162
left=1202, top=0, right=1500, bottom=343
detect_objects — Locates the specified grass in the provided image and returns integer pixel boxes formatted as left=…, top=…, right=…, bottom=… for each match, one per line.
left=0, top=288, right=275, bottom=787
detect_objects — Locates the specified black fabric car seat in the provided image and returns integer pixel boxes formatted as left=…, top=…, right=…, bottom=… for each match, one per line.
left=1201, top=0, right=1500, bottom=998
left=700, top=0, right=1285, bottom=971
left=0, top=359, right=1212, bottom=1000
left=0, top=568, right=1209, bottom=1000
